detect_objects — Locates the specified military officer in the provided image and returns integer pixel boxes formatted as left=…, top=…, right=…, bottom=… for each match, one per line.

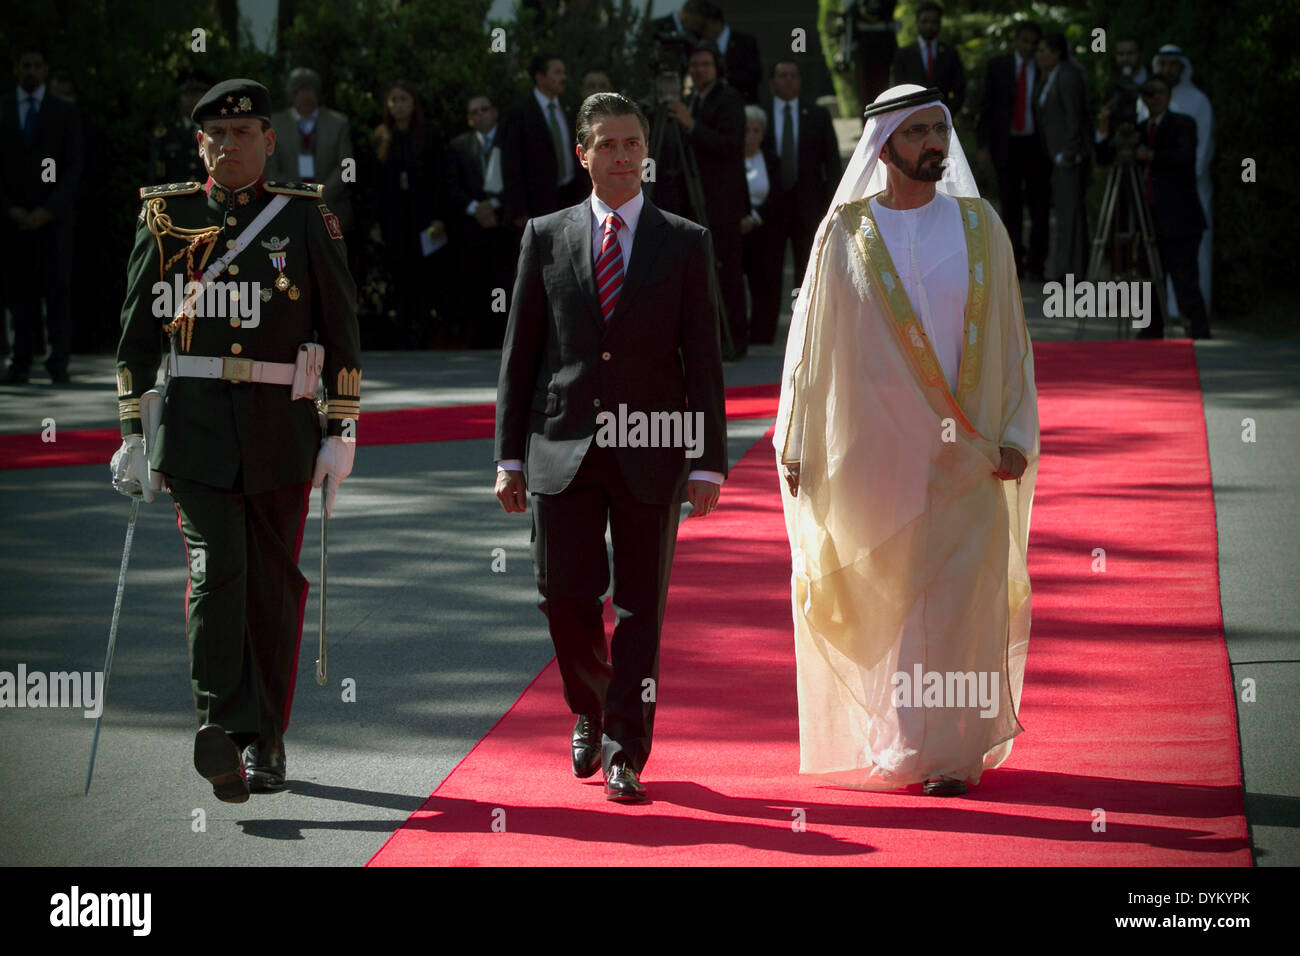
left=148, top=73, right=211, bottom=185
left=110, top=79, right=362, bottom=803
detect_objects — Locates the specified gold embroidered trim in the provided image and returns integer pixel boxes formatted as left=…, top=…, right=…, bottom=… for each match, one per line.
left=335, top=368, right=362, bottom=396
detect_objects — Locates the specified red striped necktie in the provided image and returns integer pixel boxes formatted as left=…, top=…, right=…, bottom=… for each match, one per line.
left=596, top=212, right=625, bottom=322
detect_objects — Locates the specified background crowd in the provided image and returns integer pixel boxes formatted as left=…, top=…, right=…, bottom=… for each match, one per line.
left=0, top=0, right=1293, bottom=379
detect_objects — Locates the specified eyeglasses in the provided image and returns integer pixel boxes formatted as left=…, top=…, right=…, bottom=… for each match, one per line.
left=896, top=121, right=951, bottom=142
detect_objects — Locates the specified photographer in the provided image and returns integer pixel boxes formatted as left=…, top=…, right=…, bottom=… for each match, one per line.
left=664, top=43, right=748, bottom=359
left=1097, top=75, right=1209, bottom=339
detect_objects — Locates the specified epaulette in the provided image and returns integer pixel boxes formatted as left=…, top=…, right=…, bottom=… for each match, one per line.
left=265, top=180, right=324, bottom=198
left=139, top=181, right=202, bottom=200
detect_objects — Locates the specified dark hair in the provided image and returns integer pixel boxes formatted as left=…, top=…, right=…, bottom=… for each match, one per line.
left=1143, top=75, right=1172, bottom=95
left=1013, top=20, right=1042, bottom=40
left=529, top=53, right=562, bottom=83
left=378, top=79, right=426, bottom=159
left=12, top=46, right=46, bottom=65
left=697, top=0, right=724, bottom=23
left=465, top=92, right=493, bottom=109
left=683, top=0, right=712, bottom=17
left=770, top=59, right=800, bottom=79
left=917, top=2, right=943, bottom=17
left=575, top=92, right=649, bottom=150
left=1042, top=33, right=1069, bottom=60
left=689, top=41, right=725, bottom=77
left=1114, top=35, right=1142, bottom=50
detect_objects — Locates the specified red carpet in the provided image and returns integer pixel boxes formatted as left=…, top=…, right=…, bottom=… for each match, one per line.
left=368, top=340, right=1249, bottom=866
left=0, top=384, right=779, bottom=469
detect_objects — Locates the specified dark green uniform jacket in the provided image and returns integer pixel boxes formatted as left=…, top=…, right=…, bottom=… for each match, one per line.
left=116, top=177, right=361, bottom=494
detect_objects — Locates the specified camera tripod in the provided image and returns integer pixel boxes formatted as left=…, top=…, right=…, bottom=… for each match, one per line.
left=646, top=96, right=735, bottom=355
left=1080, top=130, right=1168, bottom=339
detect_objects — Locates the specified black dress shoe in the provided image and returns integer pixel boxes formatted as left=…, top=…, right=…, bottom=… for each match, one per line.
left=571, top=714, right=602, bottom=779
left=44, top=361, right=70, bottom=384
left=0, top=365, right=29, bottom=384
left=604, top=754, right=647, bottom=803
left=922, top=776, right=968, bottom=797
left=193, top=724, right=250, bottom=803
left=242, top=735, right=287, bottom=792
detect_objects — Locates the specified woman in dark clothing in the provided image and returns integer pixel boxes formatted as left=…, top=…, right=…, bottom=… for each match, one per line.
left=370, top=80, right=453, bottom=348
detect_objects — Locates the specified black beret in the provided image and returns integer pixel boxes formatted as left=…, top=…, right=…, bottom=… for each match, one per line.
left=191, top=78, right=272, bottom=124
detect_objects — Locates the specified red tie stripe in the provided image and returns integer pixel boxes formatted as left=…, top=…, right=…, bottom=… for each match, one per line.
left=596, top=212, right=625, bottom=322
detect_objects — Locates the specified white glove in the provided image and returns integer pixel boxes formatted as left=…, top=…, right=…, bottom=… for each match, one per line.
left=110, top=434, right=155, bottom=503
left=311, top=436, right=354, bottom=517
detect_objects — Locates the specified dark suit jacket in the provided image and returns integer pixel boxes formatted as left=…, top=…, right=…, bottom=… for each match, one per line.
left=686, top=82, right=749, bottom=228
left=267, top=107, right=356, bottom=231
left=446, top=128, right=501, bottom=240
left=761, top=99, right=843, bottom=227
left=976, top=52, right=1044, bottom=166
left=1034, top=59, right=1089, bottom=165
left=724, top=30, right=762, bottom=104
left=0, top=90, right=83, bottom=223
left=495, top=197, right=727, bottom=503
left=893, top=39, right=966, bottom=115
left=500, top=94, right=587, bottom=223
left=1097, top=110, right=1205, bottom=237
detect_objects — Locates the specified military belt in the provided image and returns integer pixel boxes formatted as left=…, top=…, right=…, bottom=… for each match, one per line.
left=167, top=354, right=295, bottom=385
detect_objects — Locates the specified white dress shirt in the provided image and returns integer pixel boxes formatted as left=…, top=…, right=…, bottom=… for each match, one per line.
left=533, top=87, right=575, bottom=185
left=16, top=84, right=45, bottom=131
left=745, top=152, right=770, bottom=211
left=1010, top=53, right=1036, bottom=137
left=292, top=107, right=319, bottom=179
left=869, top=192, right=968, bottom=395
left=771, top=96, right=799, bottom=158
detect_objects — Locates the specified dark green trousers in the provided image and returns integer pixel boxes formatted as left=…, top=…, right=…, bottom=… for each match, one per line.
left=169, top=476, right=312, bottom=741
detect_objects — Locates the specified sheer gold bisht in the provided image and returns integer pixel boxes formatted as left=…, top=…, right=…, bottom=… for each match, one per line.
left=774, top=194, right=1040, bottom=788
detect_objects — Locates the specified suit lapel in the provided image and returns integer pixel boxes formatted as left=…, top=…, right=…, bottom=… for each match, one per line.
left=565, top=204, right=603, bottom=330
left=615, top=199, right=668, bottom=319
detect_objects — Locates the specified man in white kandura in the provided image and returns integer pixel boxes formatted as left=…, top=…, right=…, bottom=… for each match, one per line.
left=775, top=85, right=1040, bottom=797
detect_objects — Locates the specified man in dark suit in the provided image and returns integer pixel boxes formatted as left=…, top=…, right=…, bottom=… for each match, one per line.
left=494, top=93, right=727, bottom=803
left=1, top=46, right=83, bottom=384
left=447, top=93, right=515, bottom=347
left=1034, top=33, right=1090, bottom=281
left=700, top=3, right=762, bottom=104
left=757, top=60, right=842, bottom=345
left=892, top=2, right=965, bottom=115
left=500, top=54, right=588, bottom=230
left=1097, top=74, right=1209, bottom=338
left=665, top=43, right=749, bottom=358
left=976, top=20, right=1050, bottom=279
left=149, top=72, right=211, bottom=185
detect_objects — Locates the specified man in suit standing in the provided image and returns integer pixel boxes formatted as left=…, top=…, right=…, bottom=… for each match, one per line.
left=500, top=54, right=588, bottom=231
left=494, top=92, right=727, bottom=803
left=665, top=43, right=749, bottom=358
left=1, top=46, right=83, bottom=384
left=1097, top=74, right=1209, bottom=338
left=1034, top=33, right=1090, bottom=281
left=757, top=60, right=842, bottom=345
left=447, top=93, right=514, bottom=347
left=700, top=3, right=762, bottom=105
left=892, top=2, right=965, bottom=116
left=976, top=20, right=1050, bottom=279
left=266, top=68, right=355, bottom=233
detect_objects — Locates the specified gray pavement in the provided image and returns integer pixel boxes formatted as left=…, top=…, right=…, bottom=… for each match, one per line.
left=1, top=271, right=1294, bottom=866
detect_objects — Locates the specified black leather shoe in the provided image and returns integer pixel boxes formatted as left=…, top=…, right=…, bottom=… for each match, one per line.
left=44, top=361, right=69, bottom=384
left=604, top=754, right=647, bottom=803
left=242, top=735, right=286, bottom=792
left=571, top=714, right=602, bottom=779
left=922, top=776, right=968, bottom=797
left=0, top=365, right=29, bottom=384
left=194, top=724, right=249, bottom=803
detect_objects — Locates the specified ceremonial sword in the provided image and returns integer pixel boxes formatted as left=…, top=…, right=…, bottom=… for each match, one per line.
left=316, top=478, right=328, bottom=685
left=85, top=497, right=140, bottom=794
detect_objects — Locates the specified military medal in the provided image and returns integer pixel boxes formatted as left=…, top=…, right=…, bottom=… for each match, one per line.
left=261, top=236, right=291, bottom=293
left=288, top=285, right=301, bottom=301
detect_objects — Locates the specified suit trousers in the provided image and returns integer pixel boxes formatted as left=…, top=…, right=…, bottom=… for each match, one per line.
left=1049, top=161, right=1089, bottom=281
left=743, top=222, right=781, bottom=347
left=753, top=188, right=816, bottom=345
left=996, top=136, right=1051, bottom=273
left=1, top=219, right=74, bottom=373
left=170, top=476, right=312, bottom=744
left=1151, top=232, right=1209, bottom=337
left=531, top=441, right=682, bottom=773
left=710, top=221, right=747, bottom=354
